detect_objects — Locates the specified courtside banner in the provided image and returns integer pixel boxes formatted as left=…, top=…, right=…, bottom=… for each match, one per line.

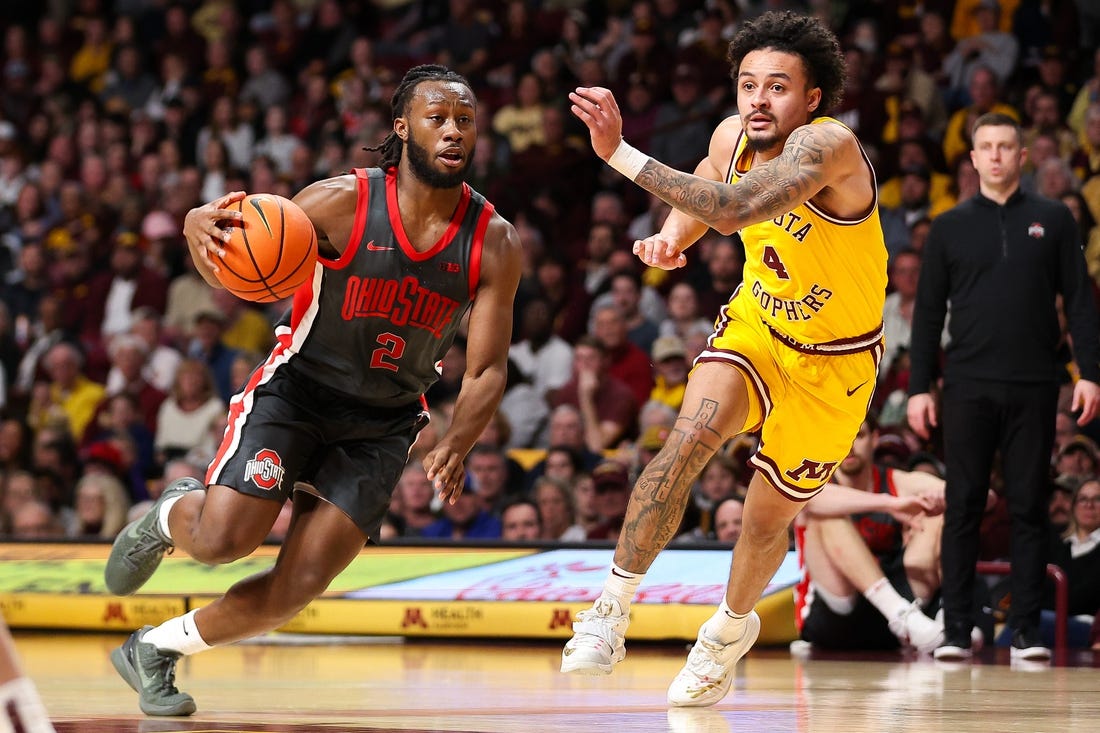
left=346, top=549, right=800, bottom=603
left=0, top=545, right=798, bottom=643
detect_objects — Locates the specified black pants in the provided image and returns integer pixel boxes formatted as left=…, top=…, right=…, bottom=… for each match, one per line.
left=940, top=378, right=1057, bottom=635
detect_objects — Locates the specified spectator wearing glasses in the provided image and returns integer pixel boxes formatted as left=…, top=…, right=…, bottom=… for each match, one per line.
left=1041, top=477, right=1100, bottom=648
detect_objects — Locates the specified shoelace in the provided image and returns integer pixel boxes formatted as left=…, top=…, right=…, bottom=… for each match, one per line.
left=889, top=604, right=917, bottom=643
left=126, top=527, right=170, bottom=560
left=139, top=646, right=183, bottom=696
left=572, top=609, right=624, bottom=644
left=683, top=638, right=730, bottom=681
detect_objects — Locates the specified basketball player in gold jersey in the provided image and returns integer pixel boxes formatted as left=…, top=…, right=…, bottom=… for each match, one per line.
left=560, top=12, right=892, bottom=707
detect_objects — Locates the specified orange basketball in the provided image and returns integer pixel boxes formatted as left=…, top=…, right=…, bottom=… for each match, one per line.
left=216, top=193, right=318, bottom=303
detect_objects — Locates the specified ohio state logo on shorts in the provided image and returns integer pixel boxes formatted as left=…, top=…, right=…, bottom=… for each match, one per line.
left=244, top=448, right=286, bottom=491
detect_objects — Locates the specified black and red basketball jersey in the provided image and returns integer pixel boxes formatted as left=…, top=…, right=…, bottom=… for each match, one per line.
left=792, top=465, right=904, bottom=629
left=276, top=167, right=493, bottom=406
left=851, top=466, right=903, bottom=556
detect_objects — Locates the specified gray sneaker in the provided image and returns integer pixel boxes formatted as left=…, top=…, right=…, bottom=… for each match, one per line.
left=110, top=626, right=196, bottom=716
left=104, top=477, right=203, bottom=595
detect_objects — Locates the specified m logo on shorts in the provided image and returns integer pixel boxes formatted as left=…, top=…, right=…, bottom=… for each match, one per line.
left=784, top=458, right=838, bottom=483
left=244, top=448, right=286, bottom=491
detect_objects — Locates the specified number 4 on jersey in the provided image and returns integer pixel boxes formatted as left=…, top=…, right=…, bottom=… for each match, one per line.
left=762, top=245, right=790, bottom=280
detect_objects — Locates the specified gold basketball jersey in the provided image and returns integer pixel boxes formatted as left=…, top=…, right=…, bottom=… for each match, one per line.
left=726, top=117, right=887, bottom=349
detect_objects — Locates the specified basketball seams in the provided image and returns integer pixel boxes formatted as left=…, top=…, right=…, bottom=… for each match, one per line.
left=265, top=224, right=316, bottom=291
left=215, top=198, right=262, bottom=286
left=248, top=197, right=280, bottom=301
left=215, top=194, right=316, bottom=302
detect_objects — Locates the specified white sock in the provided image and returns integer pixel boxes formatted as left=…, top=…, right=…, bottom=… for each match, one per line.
left=0, top=677, right=54, bottom=733
left=863, top=577, right=910, bottom=621
left=814, top=584, right=857, bottom=616
left=701, top=599, right=750, bottom=644
left=600, top=562, right=644, bottom=611
left=141, top=609, right=212, bottom=656
left=156, top=495, right=185, bottom=540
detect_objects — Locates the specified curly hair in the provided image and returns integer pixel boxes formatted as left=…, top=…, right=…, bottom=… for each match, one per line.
left=365, top=64, right=475, bottom=170
left=726, top=11, right=846, bottom=117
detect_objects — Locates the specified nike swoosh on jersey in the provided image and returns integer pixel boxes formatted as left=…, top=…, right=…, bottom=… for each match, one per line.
left=365, top=241, right=394, bottom=251
left=846, top=381, right=868, bottom=397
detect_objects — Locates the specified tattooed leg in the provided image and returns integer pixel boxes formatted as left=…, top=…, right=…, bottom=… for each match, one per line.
left=724, top=472, right=807, bottom=613
left=614, top=363, right=751, bottom=573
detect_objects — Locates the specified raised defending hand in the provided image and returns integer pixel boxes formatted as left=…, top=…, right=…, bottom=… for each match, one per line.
left=633, top=234, right=687, bottom=270
left=182, top=191, right=245, bottom=274
left=568, top=86, right=624, bottom=161
left=906, top=392, right=938, bottom=440
left=423, top=444, right=467, bottom=505
left=1072, top=378, right=1100, bottom=426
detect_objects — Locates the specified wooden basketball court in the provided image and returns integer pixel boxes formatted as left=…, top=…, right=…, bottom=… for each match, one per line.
left=14, top=631, right=1100, bottom=732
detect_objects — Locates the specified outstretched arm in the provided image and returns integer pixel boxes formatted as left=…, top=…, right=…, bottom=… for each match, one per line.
left=569, top=87, right=857, bottom=243
left=805, top=483, right=940, bottom=528
left=633, top=118, right=738, bottom=270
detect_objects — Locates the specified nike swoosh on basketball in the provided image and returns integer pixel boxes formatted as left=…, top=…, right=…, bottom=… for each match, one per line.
left=846, top=381, right=868, bottom=397
left=365, top=241, right=393, bottom=251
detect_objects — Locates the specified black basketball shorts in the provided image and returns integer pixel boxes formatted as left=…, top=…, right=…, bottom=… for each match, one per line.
left=207, top=364, right=428, bottom=540
left=799, top=551, right=912, bottom=651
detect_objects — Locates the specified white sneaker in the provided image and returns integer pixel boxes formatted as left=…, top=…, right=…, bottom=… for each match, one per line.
left=888, top=601, right=944, bottom=653
left=932, top=609, right=984, bottom=653
left=666, top=611, right=760, bottom=707
left=1009, top=628, right=1051, bottom=662
left=560, top=597, right=629, bottom=675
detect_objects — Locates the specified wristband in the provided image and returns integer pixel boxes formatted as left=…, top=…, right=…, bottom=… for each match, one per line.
left=606, top=139, right=650, bottom=180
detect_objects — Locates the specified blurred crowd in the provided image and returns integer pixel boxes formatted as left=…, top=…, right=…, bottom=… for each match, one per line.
left=0, top=1, right=1098, bottom=644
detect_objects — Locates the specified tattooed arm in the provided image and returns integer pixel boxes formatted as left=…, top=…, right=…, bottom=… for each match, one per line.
left=629, top=117, right=739, bottom=271
left=569, top=86, right=872, bottom=262
left=632, top=121, right=853, bottom=236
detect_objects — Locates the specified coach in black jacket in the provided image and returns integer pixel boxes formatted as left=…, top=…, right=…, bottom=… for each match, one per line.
left=907, top=112, right=1100, bottom=662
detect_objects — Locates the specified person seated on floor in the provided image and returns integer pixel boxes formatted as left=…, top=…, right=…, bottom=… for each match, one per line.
left=794, top=414, right=949, bottom=654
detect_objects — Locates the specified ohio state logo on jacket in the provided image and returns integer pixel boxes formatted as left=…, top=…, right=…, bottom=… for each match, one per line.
left=244, top=448, right=286, bottom=491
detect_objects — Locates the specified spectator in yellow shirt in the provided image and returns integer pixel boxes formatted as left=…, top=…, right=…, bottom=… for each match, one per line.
left=648, top=335, right=688, bottom=412
left=29, top=341, right=106, bottom=440
left=942, top=65, right=1019, bottom=168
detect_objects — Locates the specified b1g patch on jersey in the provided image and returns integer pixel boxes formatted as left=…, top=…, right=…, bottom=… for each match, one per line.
left=244, top=448, right=286, bottom=491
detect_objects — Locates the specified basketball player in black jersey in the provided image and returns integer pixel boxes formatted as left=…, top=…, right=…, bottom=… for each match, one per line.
left=103, top=65, right=522, bottom=717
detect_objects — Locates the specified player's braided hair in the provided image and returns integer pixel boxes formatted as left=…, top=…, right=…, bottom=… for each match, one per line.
left=365, top=64, right=474, bottom=170
left=726, top=11, right=846, bottom=116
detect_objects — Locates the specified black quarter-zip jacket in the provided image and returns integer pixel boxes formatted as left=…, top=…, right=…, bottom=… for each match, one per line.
left=909, top=188, right=1100, bottom=393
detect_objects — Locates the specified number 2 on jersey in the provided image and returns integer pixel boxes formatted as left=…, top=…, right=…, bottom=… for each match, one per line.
left=762, top=245, right=790, bottom=280
left=370, top=332, right=406, bottom=371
